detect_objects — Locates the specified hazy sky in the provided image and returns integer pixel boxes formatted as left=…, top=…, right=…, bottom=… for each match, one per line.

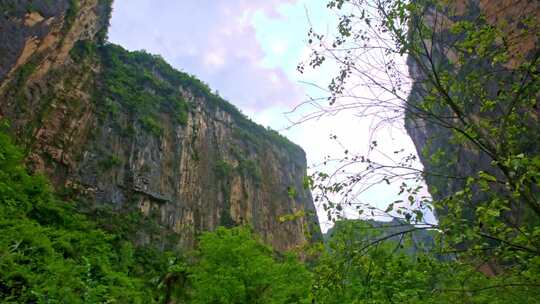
left=109, top=0, right=430, bottom=230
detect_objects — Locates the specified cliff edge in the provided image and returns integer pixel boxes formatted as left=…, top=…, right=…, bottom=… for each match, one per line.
left=0, top=0, right=321, bottom=251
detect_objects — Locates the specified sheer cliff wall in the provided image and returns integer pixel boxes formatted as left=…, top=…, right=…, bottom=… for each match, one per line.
left=0, top=0, right=321, bottom=251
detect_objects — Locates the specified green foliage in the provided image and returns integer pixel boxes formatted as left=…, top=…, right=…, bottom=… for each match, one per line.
left=8, top=1, right=540, bottom=301
left=287, top=186, right=298, bottom=199
left=312, top=221, right=540, bottom=303
left=24, top=2, right=39, bottom=13
left=0, top=130, right=312, bottom=302
left=233, top=126, right=302, bottom=158
left=0, top=3, right=17, bottom=16
left=63, top=0, right=79, bottom=34
left=98, top=154, right=122, bottom=170
left=99, top=44, right=190, bottom=128
left=238, top=159, right=263, bottom=184
left=99, top=44, right=300, bottom=153
left=0, top=130, right=158, bottom=302
left=301, top=0, right=540, bottom=301
left=214, top=160, right=236, bottom=227
left=96, top=0, right=113, bottom=44
left=278, top=209, right=305, bottom=223
left=214, top=160, right=233, bottom=179
left=97, top=42, right=302, bottom=160
left=140, top=115, right=164, bottom=136
left=216, top=151, right=263, bottom=185
left=189, top=227, right=312, bottom=304
left=5, top=120, right=536, bottom=303
left=70, top=40, right=97, bottom=61
left=14, top=62, right=37, bottom=89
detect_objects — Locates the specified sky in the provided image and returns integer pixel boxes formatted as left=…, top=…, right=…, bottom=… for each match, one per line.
left=109, top=0, right=432, bottom=231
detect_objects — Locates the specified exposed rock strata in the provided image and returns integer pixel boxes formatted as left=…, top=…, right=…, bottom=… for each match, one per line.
left=0, top=0, right=320, bottom=251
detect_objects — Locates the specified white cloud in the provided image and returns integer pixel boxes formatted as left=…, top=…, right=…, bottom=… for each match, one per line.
left=203, top=50, right=226, bottom=68
left=109, top=0, right=303, bottom=111
left=270, top=39, right=288, bottom=55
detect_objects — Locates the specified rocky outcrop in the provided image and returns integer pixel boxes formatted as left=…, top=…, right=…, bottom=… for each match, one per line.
left=405, top=0, right=540, bottom=203
left=0, top=0, right=110, bottom=89
left=0, top=0, right=320, bottom=251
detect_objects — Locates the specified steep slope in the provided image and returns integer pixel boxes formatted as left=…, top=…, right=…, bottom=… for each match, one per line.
left=0, top=0, right=320, bottom=251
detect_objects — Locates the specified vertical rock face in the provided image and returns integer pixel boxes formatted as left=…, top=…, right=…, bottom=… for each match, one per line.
left=405, top=0, right=540, bottom=204
left=0, top=0, right=320, bottom=251
left=0, top=0, right=110, bottom=85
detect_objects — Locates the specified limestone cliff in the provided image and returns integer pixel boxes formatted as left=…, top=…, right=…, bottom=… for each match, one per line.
left=405, top=0, right=540, bottom=204
left=0, top=0, right=320, bottom=251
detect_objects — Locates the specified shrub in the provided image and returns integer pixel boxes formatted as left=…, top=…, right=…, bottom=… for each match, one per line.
left=140, top=116, right=163, bottom=136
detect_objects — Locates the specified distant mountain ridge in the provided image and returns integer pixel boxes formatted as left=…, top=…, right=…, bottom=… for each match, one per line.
left=325, top=219, right=436, bottom=255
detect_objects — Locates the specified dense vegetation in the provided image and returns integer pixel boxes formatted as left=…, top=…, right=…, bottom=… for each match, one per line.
left=0, top=128, right=308, bottom=302
left=99, top=43, right=191, bottom=128
left=298, top=0, right=540, bottom=302
left=97, top=42, right=301, bottom=155
left=2, top=0, right=539, bottom=302
left=0, top=127, right=155, bottom=302
left=2, top=125, right=539, bottom=302
left=69, top=37, right=303, bottom=163
left=0, top=123, right=304, bottom=301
